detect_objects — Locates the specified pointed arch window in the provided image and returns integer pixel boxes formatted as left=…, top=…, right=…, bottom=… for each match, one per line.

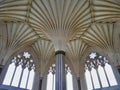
left=2, top=52, right=35, bottom=90
left=66, top=66, right=73, bottom=90
left=3, top=63, right=15, bottom=85
left=20, top=67, right=29, bottom=88
left=85, top=52, right=117, bottom=90
left=46, top=64, right=73, bottom=90
left=47, top=64, right=56, bottom=90
left=11, top=65, right=22, bottom=87
left=27, top=69, right=35, bottom=90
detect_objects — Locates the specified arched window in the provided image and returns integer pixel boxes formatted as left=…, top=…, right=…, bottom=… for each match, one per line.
left=85, top=52, right=117, bottom=90
left=46, top=64, right=56, bottom=90
left=66, top=66, right=73, bottom=90
left=3, top=52, right=35, bottom=90
left=11, top=65, right=22, bottom=87
left=46, top=64, right=73, bottom=90
left=3, top=63, right=15, bottom=85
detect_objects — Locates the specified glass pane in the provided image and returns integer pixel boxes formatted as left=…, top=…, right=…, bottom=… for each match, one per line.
left=98, top=66, right=109, bottom=87
left=27, top=69, right=35, bottom=90
left=66, top=72, right=73, bottom=90
left=53, top=74, right=55, bottom=90
left=20, top=67, right=29, bottom=88
left=89, top=53, right=96, bottom=59
left=105, top=63, right=117, bottom=86
left=11, top=65, right=22, bottom=87
left=85, top=70, right=93, bottom=90
left=47, top=72, right=53, bottom=90
left=3, top=63, right=15, bottom=85
left=91, top=68, right=100, bottom=89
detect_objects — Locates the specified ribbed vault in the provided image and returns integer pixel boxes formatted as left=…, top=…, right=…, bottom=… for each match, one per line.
left=0, top=0, right=120, bottom=77
left=0, top=22, right=38, bottom=64
left=82, top=23, right=114, bottom=50
left=66, top=39, right=89, bottom=77
left=31, top=39, right=55, bottom=77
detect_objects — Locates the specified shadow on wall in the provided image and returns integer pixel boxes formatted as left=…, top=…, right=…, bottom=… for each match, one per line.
left=117, top=65, right=120, bottom=74
left=0, top=65, right=3, bottom=75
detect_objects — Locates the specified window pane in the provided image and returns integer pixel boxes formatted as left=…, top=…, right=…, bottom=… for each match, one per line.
left=98, top=66, right=109, bottom=87
left=3, top=63, right=15, bottom=85
left=105, top=63, right=117, bottom=86
left=53, top=74, right=55, bottom=90
left=66, top=72, right=73, bottom=90
left=85, top=70, right=93, bottom=90
left=27, top=69, right=35, bottom=90
left=47, top=72, right=53, bottom=90
left=91, top=68, right=100, bottom=89
left=20, top=67, right=29, bottom=88
left=11, top=65, right=22, bottom=87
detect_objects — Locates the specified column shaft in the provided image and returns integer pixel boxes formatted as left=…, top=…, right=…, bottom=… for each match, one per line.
left=55, top=51, right=66, bottom=90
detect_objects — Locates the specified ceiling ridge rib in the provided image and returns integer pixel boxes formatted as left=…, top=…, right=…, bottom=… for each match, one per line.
left=71, top=0, right=94, bottom=41
left=28, top=35, right=52, bottom=49
left=24, top=0, right=49, bottom=41
left=89, top=0, right=95, bottom=24
left=79, top=20, right=113, bottom=42
left=27, top=23, right=50, bottom=41
left=25, top=0, right=33, bottom=23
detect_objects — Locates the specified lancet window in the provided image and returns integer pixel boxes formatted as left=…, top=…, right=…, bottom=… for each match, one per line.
left=3, top=52, right=35, bottom=90
left=46, top=64, right=73, bottom=90
left=85, top=52, right=117, bottom=90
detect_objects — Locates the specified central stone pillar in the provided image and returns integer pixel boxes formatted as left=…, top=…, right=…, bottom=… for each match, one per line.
left=55, top=50, right=66, bottom=90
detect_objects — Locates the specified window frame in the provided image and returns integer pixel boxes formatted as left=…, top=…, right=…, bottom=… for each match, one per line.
left=85, top=52, right=118, bottom=90
left=2, top=52, right=35, bottom=90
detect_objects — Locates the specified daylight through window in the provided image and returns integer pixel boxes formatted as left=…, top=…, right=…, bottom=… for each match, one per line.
left=85, top=52, right=117, bottom=90
left=46, top=64, right=73, bottom=90
left=3, top=52, right=35, bottom=90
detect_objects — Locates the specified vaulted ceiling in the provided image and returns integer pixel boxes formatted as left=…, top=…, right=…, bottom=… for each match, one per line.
left=0, top=0, right=120, bottom=77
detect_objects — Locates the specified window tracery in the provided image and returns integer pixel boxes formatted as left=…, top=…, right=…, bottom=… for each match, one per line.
left=85, top=52, right=117, bottom=90
left=46, top=64, right=73, bottom=90
left=3, top=52, right=35, bottom=90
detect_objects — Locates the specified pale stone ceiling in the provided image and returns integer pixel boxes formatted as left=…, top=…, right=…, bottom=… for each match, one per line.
left=0, top=0, right=120, bottom=77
